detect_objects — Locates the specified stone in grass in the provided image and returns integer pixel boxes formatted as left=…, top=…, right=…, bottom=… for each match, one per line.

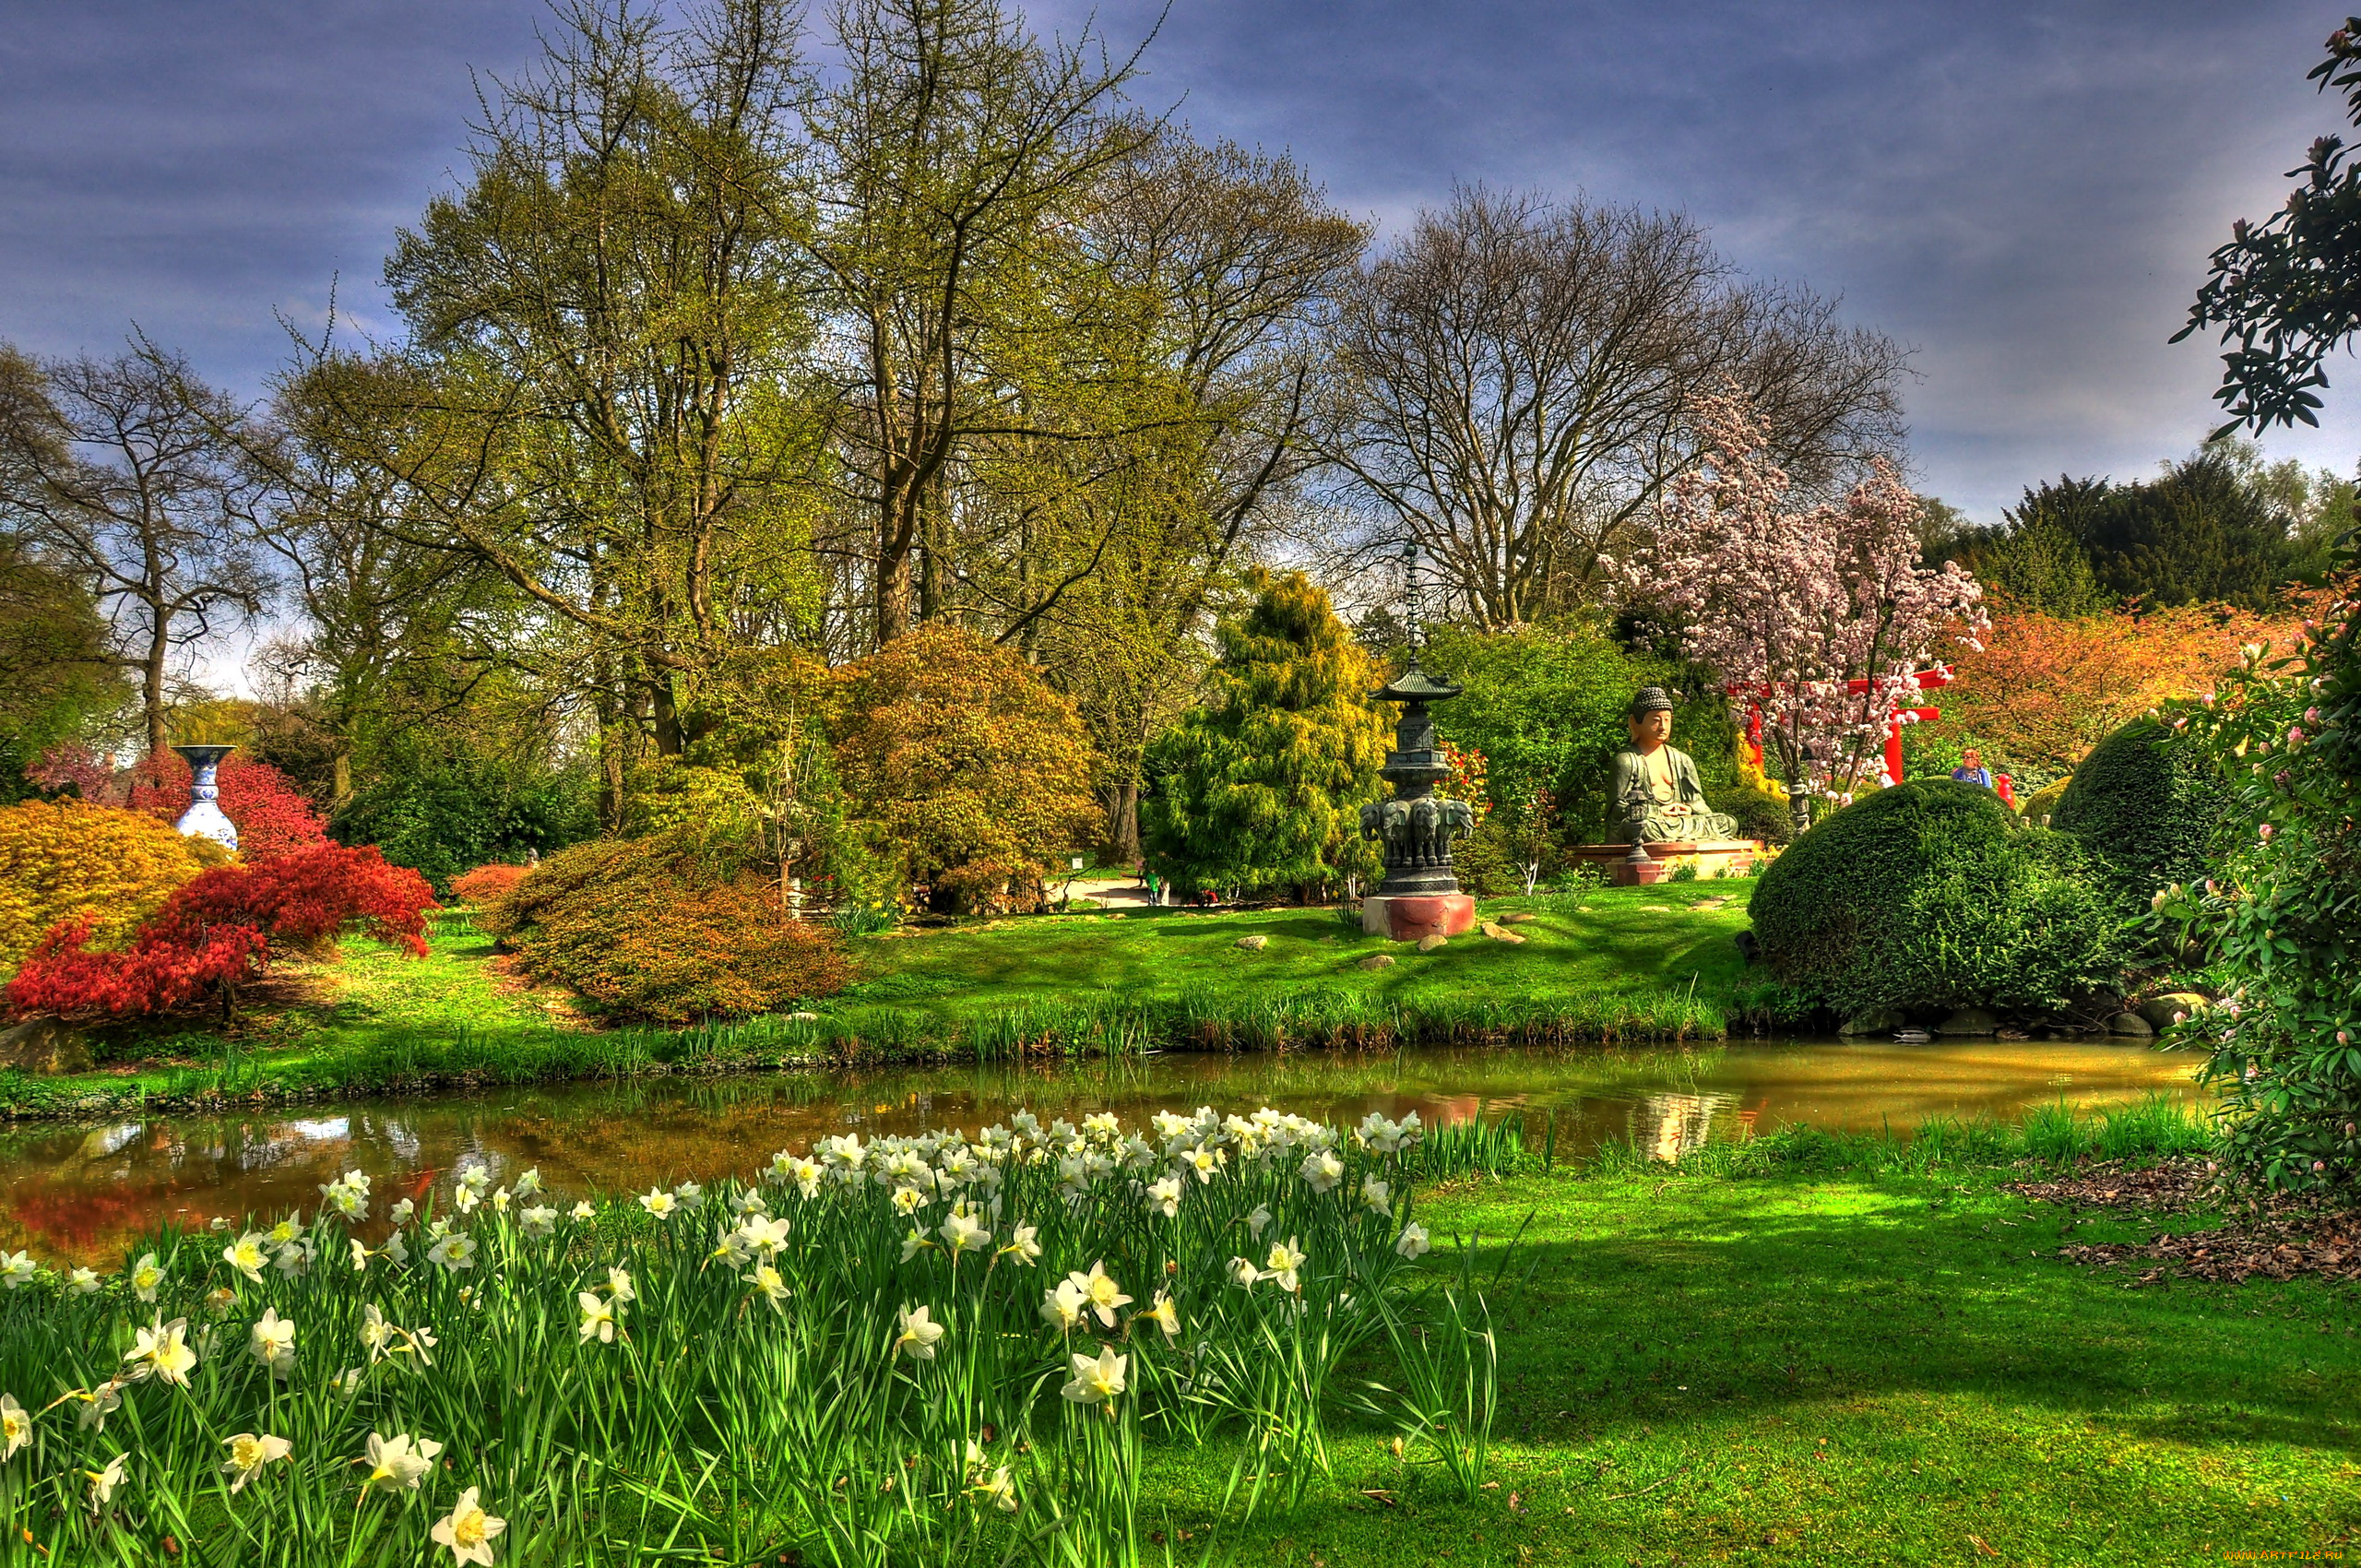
left=1417, top=933, right=1449, bottom=953
left=0, top=1018, right=91, bottom=1075
left=2106, top=1011, right=2154, bottom=1039
left=1498, top=912, right=1540, bottom=925
left=1936, top=1006, right=2000, bottom=1037
left=1235, top=934, right=1269, bottom=951
left=1358, top=954, right=1396, bottom=970
left=2137, top=992, right=2210, bottom=1031
left=1479, top=921, right=1525, bottom=944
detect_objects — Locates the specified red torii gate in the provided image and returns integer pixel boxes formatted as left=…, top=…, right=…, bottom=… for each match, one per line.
left=1734, top=664, right=2009, bottom=805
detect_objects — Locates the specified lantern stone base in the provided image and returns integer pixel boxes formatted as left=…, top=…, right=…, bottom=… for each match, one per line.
left=1362, top=893, right=1477, bottom=942
left=1566, top=839, right=1765, bottom=886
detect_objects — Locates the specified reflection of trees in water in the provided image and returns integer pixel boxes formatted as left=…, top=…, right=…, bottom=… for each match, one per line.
left=1630, top=1091, right=1741, bottom=1163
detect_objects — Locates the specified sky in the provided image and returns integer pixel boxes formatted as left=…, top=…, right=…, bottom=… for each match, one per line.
left=3, top=0, right=2357, bottom=529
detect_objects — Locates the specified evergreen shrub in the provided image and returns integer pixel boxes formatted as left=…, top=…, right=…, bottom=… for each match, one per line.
left=481, top=834, right=854, bottom=1024
left=0, top=801, right=230, bottom=972
left=1750, top=778, right=2122, bottom=1017
left=1707, top=783, right=1795, bottom=846
left=2051, top=719, right=2228, bottom=916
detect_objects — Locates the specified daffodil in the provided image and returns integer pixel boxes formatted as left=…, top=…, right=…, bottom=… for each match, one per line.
left=85, top=1453, right=125, bottom=1509
left=897, top=1228, right=933, bottom=1264
left=893, top=1303, right=943, bottom=1360
left=1299, top=1148, right=1345, bottom=1194
left=973, top=1464, right=1018, bottom=1513
left=350, top=1239, right=373, bottom=1274
left=389, top=1198, right=415, bottom=1225
left=425, top=1233, right=478, bottom=1272
left=1142, top=1290, right=1180, bottom=1341
left=520, top=1205, right=557, bottom=1238
left=606, top=1266, right=635, bottom=1304
left=360, top=1304, right=394, bottom=1362
left=1228, top=1255, right=1260, bottom=1290
left=219, top=1431, right=291, bottom=1492
left=250, top=1308, right=296, bottom=1378
left=570, top=1200, right=596, bottom=1223
left=514, top=1167, right=541, bottom=1196
left=125, top=1316, right=197, bottom=1385
left=1145, top=1176, right=1181, bottom=1219
left=0, top=1394, right=28, bottom=1461
left=360, top=1431, right=442, bottom=1493
left=744, top=1263, right=789, bottom=1312
left=738, top=1215, right=792, bottom=1256
left=330, top=1365, right=363, bottom=1398
left=1394, top=1222, right=1430, bottom=1260
left=578, top=1291, right=617, bottom=1345
left=1360, top=1175, right=1393, bottom=1217
left=1001, top=1225, right=1042, bottom=1266
left=432, top=1486, right=506, bottom=1566
left=1246, top=1203, right=1273, bottom=1239
left=222, top=1232, right=269, bottom=1284
left=637, top=1189, right=677, bottom=1221
left=380, top=1231, right=409, bottom=1267
left=65, top=1267, right=100, bottom=1296
left=1264, top=1237, right=1306, bottom=1293
left=1040, top=1279, right=1087, bottom=1333
left=1061, top=1345, right=1127, bottom=1407
left=938, top=1209, right=990, bottom=1255
left=1068, top=1262, right=1132, bottom=1328
left=130, top=1253, right=163, bottom=1303
left=267, top=1214, right=304, bottom=1248
left=673, top=1180, right=704, bottom=1211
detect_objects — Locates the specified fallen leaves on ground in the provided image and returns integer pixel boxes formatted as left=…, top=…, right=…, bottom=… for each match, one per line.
left=2007, top=1157, right=2361, bottom=1286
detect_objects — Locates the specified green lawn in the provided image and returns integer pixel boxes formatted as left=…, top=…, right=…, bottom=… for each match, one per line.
left=1159, top=1153, right=2361, bottom=1565
left=0, top=885, right=1758, bottom=1116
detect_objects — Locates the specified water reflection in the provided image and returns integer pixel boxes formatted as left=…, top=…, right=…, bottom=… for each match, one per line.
left=0, top=1038, right=2201, bottom=1264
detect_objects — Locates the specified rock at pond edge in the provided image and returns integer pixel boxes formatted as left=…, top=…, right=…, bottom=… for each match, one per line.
left=1936, top=1006, right=2000, bottom=1037
left=1839, top=1007, right=1905, bottom=1037
left=2106, top=1011, right=2155, bottom=1038
left=2137, top=992, right=2209, bottom=1031
left=0, top=1017, right=93, bottom=1075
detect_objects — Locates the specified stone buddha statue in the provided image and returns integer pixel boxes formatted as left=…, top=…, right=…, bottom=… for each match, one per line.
left=1609, top=688, right=1741, bottom=844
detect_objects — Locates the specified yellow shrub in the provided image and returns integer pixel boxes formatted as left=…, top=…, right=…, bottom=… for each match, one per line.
left=0, top=801, right=231, bottom=972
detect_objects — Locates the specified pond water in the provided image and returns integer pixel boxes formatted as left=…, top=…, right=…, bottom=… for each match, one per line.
left=0, top=1038, right=2201, bottom=1265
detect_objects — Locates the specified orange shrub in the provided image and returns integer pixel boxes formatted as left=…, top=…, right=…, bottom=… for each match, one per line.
left=481, top=836, right=852, bottom=1024
left=0, top=801, right=230, bottom=972
left=449, top=863, right=529, bottom=907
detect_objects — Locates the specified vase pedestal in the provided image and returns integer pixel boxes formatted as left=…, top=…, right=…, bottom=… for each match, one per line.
left=1362, top=893, right=1477, bottom=942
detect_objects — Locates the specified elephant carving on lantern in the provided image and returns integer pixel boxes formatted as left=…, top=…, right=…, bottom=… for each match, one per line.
left=1359, top=794, right=1476, bottom=867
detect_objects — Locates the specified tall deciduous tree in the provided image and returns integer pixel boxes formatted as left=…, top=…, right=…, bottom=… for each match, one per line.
left=1324, top=187, right=1907, bottom=626
left=1142, top=570, right=1389, bottom=897
left=0, top=345, right=268, bottom=756
left=1612, top=392, right=1987, bottom=822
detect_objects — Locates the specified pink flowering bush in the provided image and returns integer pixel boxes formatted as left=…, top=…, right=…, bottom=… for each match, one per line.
left=1611, top=392, right=1987, bottom=822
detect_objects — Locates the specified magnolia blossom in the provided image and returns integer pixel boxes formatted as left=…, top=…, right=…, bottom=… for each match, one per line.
left=1610, top=391, right=1987, bottom=803
left=433, top=1487, right=507, bottom=1567
left=362, top=1431, right=443, bottom=1493
left=220, top=1431, right=291, bottom=1492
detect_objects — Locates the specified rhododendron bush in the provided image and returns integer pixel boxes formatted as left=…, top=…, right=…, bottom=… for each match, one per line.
left=1612, top=393, right=1987, bottom=818
left=5, top=846, right=434, bottom=1020
left=447, top=862, right=529, bottom=907
left=30, top=746, right=331, bottom=861
left=0, top=801, right=229, bottom=972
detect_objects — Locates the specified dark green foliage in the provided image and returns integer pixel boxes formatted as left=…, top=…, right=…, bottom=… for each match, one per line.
left=1706, top=783, right=1794, bottom=847
left=1420, top=620, right=1740, bottom=845
left=1143, top=572, right=1389, bottom=896
left=1750, top=778, right=2123, bottom=1016
left=333, top=754, right=597, bottom=894
left=2051, top=719, right=2227, bottom=916
left=0, top=537, right=127, bottom=802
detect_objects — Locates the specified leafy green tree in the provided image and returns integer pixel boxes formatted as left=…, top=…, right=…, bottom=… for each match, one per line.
left=1142, top=571, right=1388, bottom=897
left=0, top=536, right=128, bottom=802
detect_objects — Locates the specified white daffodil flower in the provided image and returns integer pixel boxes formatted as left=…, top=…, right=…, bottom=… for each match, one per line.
left=222, top=1233, right=269, bottom=1284
left=1067, top=1262, right=1132, bottom=1328
left=1228, top=1256, right=1260, bottom=1290
left=744, top=1262, right=789, bottom=1312
left=1145, top=1176, right=1181, bottom=1219
left=1246, top=1204, right=1273, bottom=1239
left=432, top=1486, right=506, bottom=1567
left=425, top=1233, right=477, bottom=1272
left=1040, top=1279, right=1087, bottom=1333
left=73, top=1381, right=123, bottom=1431
left=938, top=1209, right=990, bottom=1255
left=605, top=1266, right=635, bottom=1304
left=1360, top=1175, right=1393, bottom=1218
left=578, top=1291, right=618, bottom=1345
left=1263, top=1237, right=1306, bottom=1294
left=125, top=1317, right=197, bottom=1386
left=637, top=1190, right=677, bottom=1221
left=1394, top=1222, right=1431, bottom=1260
left=361, top=1431, right=442, bottom=1493
left=85, top=1453, right=126, bottom=1509
left=65, top=1267, right=100, bottom=1296
left=893, top=1303, right=943, bottom=1360
left=520, top=1206, right=557, bottom=1238
left=570, top=1201, right=596, bottom=1223
left=1142, top=1290, right=1180, bottom=1341
left=1061, top=1345, right=1127, bottom=1407
left=0, top=1393, right=29, bottom=1461
left=1001, top=1225, right=1042, bottom=1267
left=250, top=1308, right=296, bottom=1379
left=219, top=1431, right=291, bottom=1493
left=129, top=1253, right=163, bottom=1303
left=1299, top=1149, right=1345, bottom=1194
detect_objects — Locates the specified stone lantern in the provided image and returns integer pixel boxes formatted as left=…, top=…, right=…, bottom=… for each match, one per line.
left=1356, top=546, right=1477, bottom=942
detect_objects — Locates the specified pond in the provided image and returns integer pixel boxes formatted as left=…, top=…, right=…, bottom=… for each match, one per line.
left=0, top=1037, right=2201, bottom=1265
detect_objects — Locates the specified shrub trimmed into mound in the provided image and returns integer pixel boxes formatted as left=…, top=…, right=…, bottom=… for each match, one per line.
left=0, top=801, right=230, bottom=972
left=1750, top=778, right=2122, bottom=1017
left=483, top=835, right=853, bottom=1024
left=2051, top=719, right=2227, bottom=915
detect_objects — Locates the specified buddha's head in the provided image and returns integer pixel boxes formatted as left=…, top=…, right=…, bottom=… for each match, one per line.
left=1627, top=688, right=1675, bottom=750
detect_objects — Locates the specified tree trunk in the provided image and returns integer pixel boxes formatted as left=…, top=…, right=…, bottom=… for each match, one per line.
left=143, top=613, right=171, bottom=758
left=1107, top=780, right=1142, bottom=865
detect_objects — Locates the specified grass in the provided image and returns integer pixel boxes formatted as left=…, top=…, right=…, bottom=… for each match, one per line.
left=0, top=885, right=1759, bottom=1118
left=1154, top=1107, right=2361, bottom=1565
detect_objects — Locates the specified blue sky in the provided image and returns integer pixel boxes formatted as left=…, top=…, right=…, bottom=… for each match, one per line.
left=3, top=0, right=2356, bottom=525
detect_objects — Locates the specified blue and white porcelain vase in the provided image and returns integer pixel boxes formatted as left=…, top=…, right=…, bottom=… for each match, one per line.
left=172, top=743, right=240, bottom=852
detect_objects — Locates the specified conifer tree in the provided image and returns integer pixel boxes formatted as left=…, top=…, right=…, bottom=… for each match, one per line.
left=1143, top=571, right=1388, bottom=897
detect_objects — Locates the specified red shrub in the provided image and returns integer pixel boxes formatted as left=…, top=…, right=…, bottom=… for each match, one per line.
left=5, top=845, right=437, bottom=1021
left=449, top=863, right=529, bottom=907
left=125, top=753, right=331, bottom=861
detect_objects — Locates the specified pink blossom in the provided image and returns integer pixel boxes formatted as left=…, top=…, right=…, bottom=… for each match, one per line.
left=2307, top=707, right=2322, bottom=724
left=2340, top=1030, right=2351, bottom=1045
left=2288, top=727, right=2306, bottom=746
left=2260, top=823, right=2274, bottom=839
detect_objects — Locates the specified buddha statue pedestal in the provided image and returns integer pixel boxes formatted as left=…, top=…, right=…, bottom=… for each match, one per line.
left=1566, top=838, right=1765, bottom=886
left=1566, top=689, right=1765, bottom=885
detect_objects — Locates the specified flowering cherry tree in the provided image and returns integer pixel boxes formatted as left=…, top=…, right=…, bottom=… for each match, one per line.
left=1613, top=393, right=1987, bottom=823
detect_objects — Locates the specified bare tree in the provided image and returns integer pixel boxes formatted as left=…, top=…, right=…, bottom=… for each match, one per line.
left=1321, top=187, right=1907, bottom=626
left=0, top=345, right=268, bottom=756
